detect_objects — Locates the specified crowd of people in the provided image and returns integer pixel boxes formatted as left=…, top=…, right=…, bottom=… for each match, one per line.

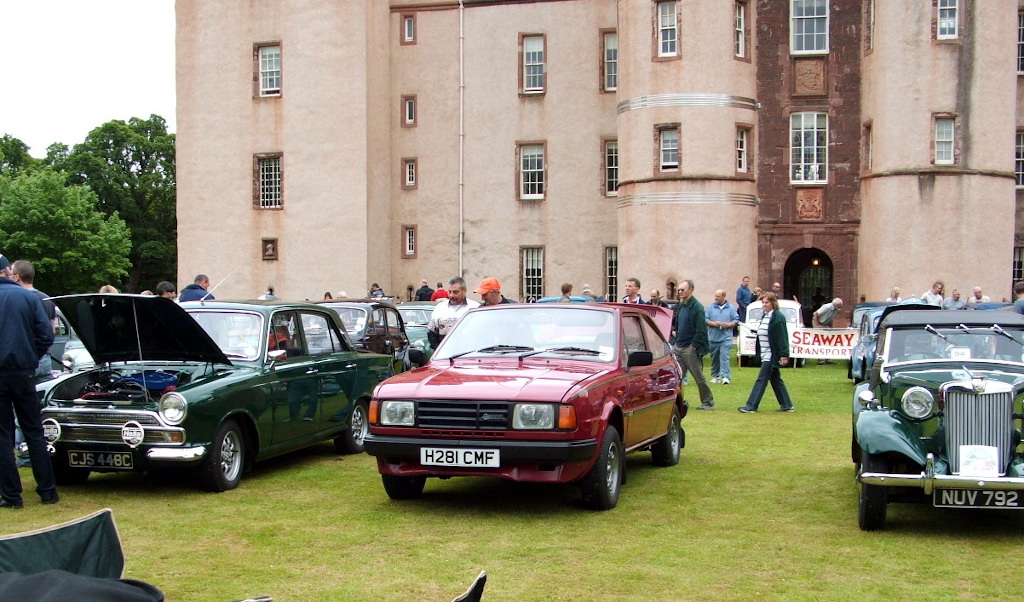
left=906, top=280, right=1012, bottom=311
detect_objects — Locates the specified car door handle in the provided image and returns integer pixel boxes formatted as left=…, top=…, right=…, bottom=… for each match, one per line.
left=305, top=368, right=319, bottom=375
left=345, top=363, right=357, bottom=369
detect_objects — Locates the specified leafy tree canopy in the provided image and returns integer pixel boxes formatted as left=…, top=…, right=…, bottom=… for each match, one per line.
left=0, top=134, right=37, bottom=176
left=0, top=169, right=132, bottom=295
left=62, top=115, right=176, bottom=292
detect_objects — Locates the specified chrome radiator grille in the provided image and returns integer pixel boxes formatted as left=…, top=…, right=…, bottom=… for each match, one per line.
left=944, top=389, right=1013, bottom=475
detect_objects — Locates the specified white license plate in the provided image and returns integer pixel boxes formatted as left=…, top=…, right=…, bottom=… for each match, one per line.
left=420, top=447, right=499, bottom=468
left=933, top=489, right=1023, bottom=508
left=68, top=450, right=134, bottom=469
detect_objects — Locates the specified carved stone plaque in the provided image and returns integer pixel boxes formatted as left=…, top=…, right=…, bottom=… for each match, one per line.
left=795, top=188, right=823, bottom=221
left=793, top=58, right=825, bottom=96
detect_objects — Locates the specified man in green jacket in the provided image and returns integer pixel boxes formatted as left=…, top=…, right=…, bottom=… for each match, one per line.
left=672, top=279, right=714, bottom=410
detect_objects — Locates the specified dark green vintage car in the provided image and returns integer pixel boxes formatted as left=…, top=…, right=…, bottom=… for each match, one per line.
left=853, top=309, right=1024, bottom=530
left=40, top=295, right=394, bottom=491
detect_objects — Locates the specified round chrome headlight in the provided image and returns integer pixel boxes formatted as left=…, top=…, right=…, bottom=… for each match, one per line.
left=159, top=392, right=188, bottom=425
left=901, top=387, right=935, bottom=420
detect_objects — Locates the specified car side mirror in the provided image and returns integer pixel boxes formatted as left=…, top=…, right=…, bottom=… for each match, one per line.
left=626, top=350, right=653, bottom=368
left=409, top=348, right=426, bottom=367
left=268, top=349, right=287, bottom=362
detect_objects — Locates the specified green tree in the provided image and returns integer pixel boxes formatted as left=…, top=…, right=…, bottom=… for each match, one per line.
left=0, top=134, right=37, bottom=176
left=63, top=115, right=176, bottom=292
left=0, top=169, right=132, bottom=295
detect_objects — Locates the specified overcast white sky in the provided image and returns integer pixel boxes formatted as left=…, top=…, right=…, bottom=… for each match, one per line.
left=0, top=1, right=176, bottom=158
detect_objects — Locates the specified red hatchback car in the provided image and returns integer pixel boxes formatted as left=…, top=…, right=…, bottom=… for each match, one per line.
left=364, top=303, right=686, bottom=509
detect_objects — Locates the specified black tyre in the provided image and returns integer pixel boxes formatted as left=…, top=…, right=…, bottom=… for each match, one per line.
left=651, top=407, right=682, bottom=467
left=858, top=452, right=888, bottom=531
left=53, top=461, right=90, bottom=486
left=198, top=419, right=244, bottom=492
left=580, top=425, right=623, bottom=510
left=382, top=474, right=426, bottom=500
left=335, top=400, right=369, bottom=454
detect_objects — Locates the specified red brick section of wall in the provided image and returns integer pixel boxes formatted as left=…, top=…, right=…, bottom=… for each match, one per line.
left=754, top=0, right=862, bottom=315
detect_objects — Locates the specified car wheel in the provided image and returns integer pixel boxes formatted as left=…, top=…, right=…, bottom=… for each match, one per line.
left=651, top=407, right=682, bottom=467
left=335, top=400, right=369, bottom=455
left=858, top=452, right=888, bottom=531
left=53, top=461, right=91, bottom=486
left=382, top=474, right=426, bottom=500
left=198, top=419, right=244, bottom=492
left=580, top=425, right=623, bottom=510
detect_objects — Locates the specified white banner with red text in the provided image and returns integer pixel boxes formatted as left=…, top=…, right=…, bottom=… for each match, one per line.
left=738, top=325, right=858, bottom=360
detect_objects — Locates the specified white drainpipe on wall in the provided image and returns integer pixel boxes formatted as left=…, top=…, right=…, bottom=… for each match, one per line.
left=458, top=0, right=465, bottom=276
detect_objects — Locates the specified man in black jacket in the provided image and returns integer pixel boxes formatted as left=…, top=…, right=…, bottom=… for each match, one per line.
left=414, top=279, right=434, bottom=301
left=0, top=253, right=58, bottom=508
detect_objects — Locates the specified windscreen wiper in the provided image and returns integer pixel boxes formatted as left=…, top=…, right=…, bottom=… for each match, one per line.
left=990, top=324, right=1024, bottom=348
left=448, top=345, right=536, bottom=365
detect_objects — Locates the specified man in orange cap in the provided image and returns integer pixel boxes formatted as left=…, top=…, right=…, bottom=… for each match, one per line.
left=474, top=277, right=514, bottom=306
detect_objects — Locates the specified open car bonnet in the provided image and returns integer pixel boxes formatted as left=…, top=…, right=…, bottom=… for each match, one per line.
left=50, top=294, right=231, bottom=366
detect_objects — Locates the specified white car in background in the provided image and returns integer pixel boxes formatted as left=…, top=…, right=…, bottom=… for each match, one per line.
left=738, top=298, right=804, bottom=367
left=60, top=328, right=95, bottom=372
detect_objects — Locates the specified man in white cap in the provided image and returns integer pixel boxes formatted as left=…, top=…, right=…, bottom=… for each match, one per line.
left=812, top=297, right=843, bottom=364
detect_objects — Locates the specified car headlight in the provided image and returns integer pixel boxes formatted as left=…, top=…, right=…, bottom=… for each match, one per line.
left=380, top=400, right=415, bottom=426
left=901, top=387, right=935, bottom=419
left=512, top=403, right=555, bottom=430
left=158, top=392, right=188, bottom=425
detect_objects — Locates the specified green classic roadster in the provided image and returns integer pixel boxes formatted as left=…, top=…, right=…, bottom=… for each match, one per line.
left=853, top=308, right=1024, bottom=530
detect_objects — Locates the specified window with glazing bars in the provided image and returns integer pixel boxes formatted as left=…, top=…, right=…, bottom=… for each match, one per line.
left=523, top=36, right=545, bottom=93
left=520, top=144, right=544, bottom=199
left=791, top=0, right=828, bottom=54
left=935, top=118, right=954, bottom=165
left=1018, top=12, right=1024, bottom=73
left=1014, top=247, right=1024, bottom=284
left=605, top=246, right=618, bottom=301
left=1015, top=132, right=1024, bottom=188
left=603, top=32, right=618, bottom=91
left=736, top=128, right=749, bottom=172
left=605, top=140, right=619, bottom=195
left=938, top=0, right=958, bottom=39
left=735, top=3, right=747, bottom=58
left=258, top=45, right=281, bottom=96
left=658, top=2, right=677, bottom=57
left=660, top=129, right=679, bottom=170
left=790, top=112, right=827, bottom=182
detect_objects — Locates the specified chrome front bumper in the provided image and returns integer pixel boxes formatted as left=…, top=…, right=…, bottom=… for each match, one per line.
left=859, top=453, right=1024, bottom=494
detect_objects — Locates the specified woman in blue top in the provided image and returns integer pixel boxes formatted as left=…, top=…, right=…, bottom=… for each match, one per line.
left=738, top=293, right=795, bottom=413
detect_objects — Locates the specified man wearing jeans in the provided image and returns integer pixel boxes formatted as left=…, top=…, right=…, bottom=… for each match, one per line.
left=706, top=289, right=739, bottom=385
left=672, top=280, right=714, bottom=410
left=0, top=253, right=58, bottom=508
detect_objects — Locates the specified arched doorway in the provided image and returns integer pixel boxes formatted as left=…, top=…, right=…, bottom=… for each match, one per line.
left=783, top=248, right=834, bottom=326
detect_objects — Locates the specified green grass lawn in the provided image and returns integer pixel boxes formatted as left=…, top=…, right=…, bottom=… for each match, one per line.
left=6, top=358, right=1024, bottom=600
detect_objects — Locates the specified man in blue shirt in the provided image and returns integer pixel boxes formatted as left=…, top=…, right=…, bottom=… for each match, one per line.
left=179, top=274, right=214, bottom=302
left=706, top=290, right=739, bottom=385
